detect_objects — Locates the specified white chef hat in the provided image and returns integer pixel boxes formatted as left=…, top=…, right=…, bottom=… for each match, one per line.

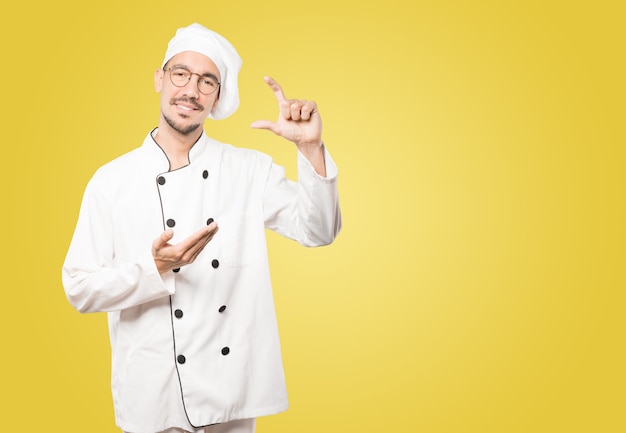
left=162, top=23, right=242, bottom=120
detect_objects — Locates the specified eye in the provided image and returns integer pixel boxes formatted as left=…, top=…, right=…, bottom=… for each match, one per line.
left=202, top=79, right=217, bottom=88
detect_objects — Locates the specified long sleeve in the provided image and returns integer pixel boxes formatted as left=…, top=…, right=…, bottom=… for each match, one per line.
left=263, top=145, right=341, bottom=246
left=62, top=174, right=174, bottom=314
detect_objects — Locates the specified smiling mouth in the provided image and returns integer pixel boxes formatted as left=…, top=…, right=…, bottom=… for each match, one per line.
left=171, top=98, right=204, bottom=112
left=176, top=104, right=196, bottom=112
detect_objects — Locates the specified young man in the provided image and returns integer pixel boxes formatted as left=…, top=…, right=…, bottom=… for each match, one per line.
left=63, top=23, right=341, bottom=433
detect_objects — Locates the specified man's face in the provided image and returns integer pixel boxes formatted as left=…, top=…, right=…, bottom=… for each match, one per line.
left=154, top=51, right=221, bottom=135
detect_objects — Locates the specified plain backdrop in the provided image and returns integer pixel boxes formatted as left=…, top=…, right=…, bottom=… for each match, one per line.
left=1, top=1, right=624, bottom=432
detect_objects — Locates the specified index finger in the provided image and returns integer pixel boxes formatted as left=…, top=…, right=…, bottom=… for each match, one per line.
left=263, top=76, right=287, bottom=103
left=179, top=224, right=218, bottom=251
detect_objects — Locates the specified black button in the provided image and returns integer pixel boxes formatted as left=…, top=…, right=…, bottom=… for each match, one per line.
left=157, top=176, right=166, bottom=185
left=177, top=355, right=186, bottom=364
left=206, top=218, right=214, bottom=225
left=211, top=259, right=220, bottom=269
left=221, top=347, right=230, bottom=356
left=218, top=305, right=226, bottom=313
left=202, top=170, right=209, bottom=179
left=166, top=219, right=176, bottom=227
left=173, top=268, right=180, bottom=273
left=174, top=309, right=183, bottom=318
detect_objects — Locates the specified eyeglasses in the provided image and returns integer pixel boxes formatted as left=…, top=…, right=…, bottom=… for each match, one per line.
left=164, top=66, right=221, bottom=95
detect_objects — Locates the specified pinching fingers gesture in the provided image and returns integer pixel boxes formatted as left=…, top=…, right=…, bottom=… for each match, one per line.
left=250, top=76, right=323, bottom=151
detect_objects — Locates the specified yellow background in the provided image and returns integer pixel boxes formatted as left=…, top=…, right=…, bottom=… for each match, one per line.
left=1, top=1, right=624, bottom=432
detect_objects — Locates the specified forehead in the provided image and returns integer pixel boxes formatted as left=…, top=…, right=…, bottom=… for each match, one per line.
left=167, top=51, right=220, bottom=79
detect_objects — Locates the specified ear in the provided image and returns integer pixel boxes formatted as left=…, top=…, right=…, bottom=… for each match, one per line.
left=154, top=68, right=164, bottom=92
left=211, top=94, right=220, bottom=112
left=210, top=89, right=220, bottom=112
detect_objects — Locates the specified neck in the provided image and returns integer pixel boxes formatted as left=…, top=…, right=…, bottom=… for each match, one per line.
left=153, top=121, right=203, bottom=170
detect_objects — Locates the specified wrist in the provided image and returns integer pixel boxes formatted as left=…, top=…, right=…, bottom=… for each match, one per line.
left=297, top=142, right=326, bottom=177
left=297, top=140, right=324, bottom=156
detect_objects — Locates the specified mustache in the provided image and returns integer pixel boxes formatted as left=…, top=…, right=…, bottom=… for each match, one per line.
left=170, top=98, right=204, bottom=111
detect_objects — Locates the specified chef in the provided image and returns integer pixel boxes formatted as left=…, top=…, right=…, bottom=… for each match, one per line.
left=62, top=23, right=341, bottom=433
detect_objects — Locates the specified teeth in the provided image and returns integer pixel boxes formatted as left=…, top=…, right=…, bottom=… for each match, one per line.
left=177, top=104, right=194, bottom=111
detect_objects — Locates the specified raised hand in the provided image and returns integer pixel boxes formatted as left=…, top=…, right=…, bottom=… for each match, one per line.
left=251, top=76, right=326, bottom=176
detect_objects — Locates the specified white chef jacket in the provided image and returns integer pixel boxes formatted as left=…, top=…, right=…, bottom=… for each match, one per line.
left=62, top=130, right=341, bottom=433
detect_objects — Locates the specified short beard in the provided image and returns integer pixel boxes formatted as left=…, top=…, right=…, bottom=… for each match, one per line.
left=163, top=114, right=202, bottom=135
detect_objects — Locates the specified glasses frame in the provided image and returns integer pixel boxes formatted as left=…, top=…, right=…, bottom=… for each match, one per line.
left=164, top=66, right=221, bottom=95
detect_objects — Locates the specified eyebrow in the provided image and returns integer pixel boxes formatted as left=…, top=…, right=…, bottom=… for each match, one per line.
left=171, top=64, right=220, bottom=82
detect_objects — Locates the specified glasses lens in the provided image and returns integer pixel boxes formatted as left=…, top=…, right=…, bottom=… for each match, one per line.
left=169, top=68, right=191, bottom=86
left=167, top=67, right=219, bottom=94
left=198, top=77, right=219, bottom=95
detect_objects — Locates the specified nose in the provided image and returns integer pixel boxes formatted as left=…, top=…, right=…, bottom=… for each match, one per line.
left=181, top=75, right=200, bottom=98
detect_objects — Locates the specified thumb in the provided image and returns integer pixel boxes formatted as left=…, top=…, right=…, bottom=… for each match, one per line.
left=250, top=120, right=280, bottom=135
left=154, top=229, right=174, bottom=248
